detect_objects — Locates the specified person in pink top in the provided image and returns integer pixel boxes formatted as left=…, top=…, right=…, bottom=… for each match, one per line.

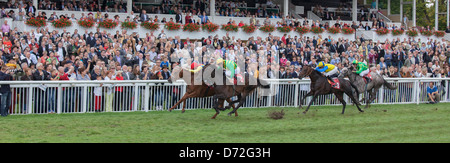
left=1, top=20, right=10, bottom=36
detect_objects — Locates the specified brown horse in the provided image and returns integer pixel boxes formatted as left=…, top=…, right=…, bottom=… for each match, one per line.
left=206, top=64, right=270, bottom=119
left=297, top=65, right=363, bottom=114
left=167, top=64, right=236, bottom=114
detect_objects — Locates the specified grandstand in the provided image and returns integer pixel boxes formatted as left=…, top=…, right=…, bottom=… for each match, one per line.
left=4, top=0, right=445, bottom=41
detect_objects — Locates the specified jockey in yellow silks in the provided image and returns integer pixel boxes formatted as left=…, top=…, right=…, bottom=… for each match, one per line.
left=315, top=61, right=339, bottom=83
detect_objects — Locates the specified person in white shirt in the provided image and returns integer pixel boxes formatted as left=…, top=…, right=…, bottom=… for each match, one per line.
left=104, top=70, right=114, bottom=112
left=94, top=75, right=103, bottom=112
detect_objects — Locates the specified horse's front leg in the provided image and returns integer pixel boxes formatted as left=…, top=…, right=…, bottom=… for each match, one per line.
left=303, top=94, right=318, bottom=114
left=299, top=91, right=314, bottom=109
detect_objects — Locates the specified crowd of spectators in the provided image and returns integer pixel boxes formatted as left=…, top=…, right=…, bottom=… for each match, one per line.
left=1, top=2, right=450, bottom=83
left=0, top=0, right=450, bottom=114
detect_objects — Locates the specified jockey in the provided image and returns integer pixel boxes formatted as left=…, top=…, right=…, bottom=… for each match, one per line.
left=315, top=61, right=339, bottom=83
left=216, top=58, right=238, bottom=84
left=352, top=60, right=371, bottom=83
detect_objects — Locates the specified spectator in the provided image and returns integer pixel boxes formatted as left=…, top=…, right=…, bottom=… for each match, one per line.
left=2, top=20, right=10, bottom=36
left=93, top=75, right=103, bottom=112
left=103, top=70, right=113, bottom=113
left=140, top=10, right=149, bottom=22
left=199, top=12, right=208, bottom=24
left=427, top=82, right=440, bottom=104
left=113, top=70, right=124, bottom=111
left=0, top=66, right=13, bottom=117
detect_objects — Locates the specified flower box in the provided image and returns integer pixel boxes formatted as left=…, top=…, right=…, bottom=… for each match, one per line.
left=121, top=21, right=138, bottom=29
left=259, top=25, right=275, bottom=33
left=434, top=31, right=445, bottom=37
left=420, top=30, right=433, bottom=36
left=341, top=26, right=355, bottom=34
left=201, top=23, right=219, bottom=32
left=98, top=19, right=119, bottom=29
left=183, top=23, right=200, bottom=32
left=25, top=17, right=47, bottom=27
left=141, top=21, right=160, bottom=30
left=77, top=18, right=95, bottom=28
left=327, top=27, right=341, bottom=34
left=277, top=26, right=293, bottom=33
left=51, top=18, right=72, bottom=28
left=242, top=24, right=256, bottom=33
left=406, top=29, right=418, bottom=37
left=391, top=29, right=404, bottom=36
left=295, top=26, right=309, bottom=34
left=310, top=26, right=324, bottom=34
left=221, top=24, right=239, bottom=32
left=375, top=28, right=389, bottom=35
left=165, top=21, right=182, bottom=30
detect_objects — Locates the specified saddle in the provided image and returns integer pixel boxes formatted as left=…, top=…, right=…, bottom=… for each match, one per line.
left=363, top=72, right=372, bottom=83
left=228, top=74, right=244, bottom=85
left=235, top=74, right=244, bottom=84
left=327, top=77, right=341, bottom=89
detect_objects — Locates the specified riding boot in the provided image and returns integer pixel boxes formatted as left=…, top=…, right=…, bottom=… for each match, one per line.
left=327, top=76, right=335, bottom=83
left=364, top=76, right=371, bottom=83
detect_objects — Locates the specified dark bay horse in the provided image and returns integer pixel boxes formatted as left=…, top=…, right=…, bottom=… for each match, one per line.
left=209, top=72, right=269, bottom=119
left=297, top=66, right=363, bottom=114
left=167, top=64, right=236, bottom=113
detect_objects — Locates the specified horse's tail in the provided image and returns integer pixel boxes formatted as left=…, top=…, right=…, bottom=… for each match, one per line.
left=383, top=79, right=398, bottom=90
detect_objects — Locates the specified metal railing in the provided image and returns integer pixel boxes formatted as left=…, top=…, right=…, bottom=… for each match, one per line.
left=0, top=78, right=448, bottom=115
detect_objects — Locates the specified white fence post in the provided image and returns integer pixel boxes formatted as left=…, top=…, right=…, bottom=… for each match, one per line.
left=133, top=84, right=139, bottom=111
left=445, top=79, right=449, bottom=102
left=27, top=86, right=33, bottom=114
left=294, top=81, right=299, bottom=107
left=57, top=84, right=62, bottom=114
left=415, top=79, right=420, bottom=105
left=144, top=83, right=150, bottom=112
left=82, top=86, right=87, bottom=113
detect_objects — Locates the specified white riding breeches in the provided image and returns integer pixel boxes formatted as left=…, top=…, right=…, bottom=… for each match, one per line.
left=359, top=69, right=370, bottom=77
left=324, top=68, right=339, bottom=77
left=225, top=70, right=231, bottom=77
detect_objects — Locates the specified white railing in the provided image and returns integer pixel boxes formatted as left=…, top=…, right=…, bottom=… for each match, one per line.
left=0, top=78, right=449, bottom=115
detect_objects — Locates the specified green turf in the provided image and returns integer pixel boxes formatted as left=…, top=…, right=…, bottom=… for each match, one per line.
left=1, top=103, right=450, bottom=143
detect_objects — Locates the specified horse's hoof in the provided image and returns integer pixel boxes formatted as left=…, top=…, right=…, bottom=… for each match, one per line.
left=181, top=110, right=185, bottom=113
left=302, top=111, right=307, bottom=114
left=227, top=112, right=233, bottom=116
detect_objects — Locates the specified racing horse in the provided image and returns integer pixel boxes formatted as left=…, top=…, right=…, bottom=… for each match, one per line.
left=339, top=67, right=398, bottom=108
left=205, top=62, right=270, bottom=119
left=297, top=65, right=364, bottom=114
left=167, top=64, right=236, bottom=114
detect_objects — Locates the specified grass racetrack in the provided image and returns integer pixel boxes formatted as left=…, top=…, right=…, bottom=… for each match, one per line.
left=1, top=103, right=450, bottom=143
